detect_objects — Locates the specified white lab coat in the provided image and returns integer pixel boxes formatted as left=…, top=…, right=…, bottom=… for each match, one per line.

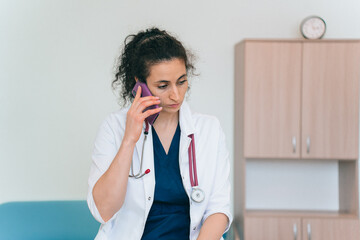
left=87, top=101, right=232, bottom=240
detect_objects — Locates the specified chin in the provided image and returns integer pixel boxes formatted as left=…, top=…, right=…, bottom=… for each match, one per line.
left=164, top=107, right=180, bottom=113
left=162, top=105, right=181, bottom=113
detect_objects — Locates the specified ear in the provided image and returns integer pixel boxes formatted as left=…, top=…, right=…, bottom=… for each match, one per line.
left=135, top=77, right=138, bottom=82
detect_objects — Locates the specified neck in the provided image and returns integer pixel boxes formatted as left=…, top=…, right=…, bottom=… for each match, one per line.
left=153, top=111, right=179, bottom=129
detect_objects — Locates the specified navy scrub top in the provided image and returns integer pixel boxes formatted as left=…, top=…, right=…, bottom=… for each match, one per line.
left=141, top=123, right=190, bottom=240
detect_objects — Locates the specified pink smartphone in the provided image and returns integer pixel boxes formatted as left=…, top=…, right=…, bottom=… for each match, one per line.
left=132, top=81, right=160, bottom=125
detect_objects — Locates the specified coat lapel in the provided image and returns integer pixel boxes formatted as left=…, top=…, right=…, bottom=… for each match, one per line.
left=179, top=101, right=196, bottom=164
left=133, top=100, right=195, bottom=199
left=134, top=121, right=147, bottom=166
left=134, top=122, right=155, bottom=200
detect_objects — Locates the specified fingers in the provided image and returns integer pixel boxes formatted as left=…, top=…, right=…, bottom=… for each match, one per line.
left=133, top=86, right=158, bottom=105
left=131, top=86, right=161, bottom=117
left=137, top=95, right=159, bottom=103
left=135, top=99, right=161, bottom=115
left=140, top=98, right=160, bottom=108
left=133, top=96, right=160, bottom=113
left=142, top=106, right=162, bottom=118
left=134, top=85, right=141, bottom=100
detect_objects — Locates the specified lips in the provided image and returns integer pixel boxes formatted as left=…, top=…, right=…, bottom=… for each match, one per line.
left=168, top=103, right=180, bottom=108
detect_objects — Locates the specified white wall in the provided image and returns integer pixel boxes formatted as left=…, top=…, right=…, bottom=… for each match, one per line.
left=1, top=0, right=360, bottom=213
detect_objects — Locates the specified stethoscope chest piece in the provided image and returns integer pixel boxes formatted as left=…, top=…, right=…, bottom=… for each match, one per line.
left=191, top=186, right=205, bottom=203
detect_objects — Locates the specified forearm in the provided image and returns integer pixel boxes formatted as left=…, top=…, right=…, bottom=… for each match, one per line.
left=92, top=138, right=136, bottom=222
left=197, top=213, right=228, bottom=240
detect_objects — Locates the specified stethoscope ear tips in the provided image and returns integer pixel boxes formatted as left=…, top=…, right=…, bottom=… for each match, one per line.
left=145, top=169, right=151, bottom=174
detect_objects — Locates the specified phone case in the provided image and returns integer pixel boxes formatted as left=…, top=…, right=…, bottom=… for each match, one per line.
left=132, top=81, right=160, bottom=125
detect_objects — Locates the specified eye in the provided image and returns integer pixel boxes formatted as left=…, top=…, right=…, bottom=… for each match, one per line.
left=178, top=80, right=187, bottom=85
left=158, top=85, right=167, bottom=89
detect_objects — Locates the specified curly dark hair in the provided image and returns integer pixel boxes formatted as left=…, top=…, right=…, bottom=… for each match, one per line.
left=112, top=27, right=197, bottom=106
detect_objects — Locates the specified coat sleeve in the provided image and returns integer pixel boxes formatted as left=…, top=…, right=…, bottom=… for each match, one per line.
left=201, top=119, right=233, bottom=233
left=87, top=115, right=119, bottom=224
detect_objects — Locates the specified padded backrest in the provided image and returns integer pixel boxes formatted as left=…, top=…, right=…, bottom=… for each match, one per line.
left=0, top=200, right=100, bottom=240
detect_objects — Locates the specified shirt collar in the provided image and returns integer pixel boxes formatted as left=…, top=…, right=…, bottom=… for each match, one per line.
left=179, top=100, right=195, bottom=137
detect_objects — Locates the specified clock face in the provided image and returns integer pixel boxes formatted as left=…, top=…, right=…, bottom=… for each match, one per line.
left=301, top=16, right=326, bottom=39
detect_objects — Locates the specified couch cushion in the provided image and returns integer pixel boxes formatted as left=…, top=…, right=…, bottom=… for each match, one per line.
left=0, top=200, right=100, bottom=240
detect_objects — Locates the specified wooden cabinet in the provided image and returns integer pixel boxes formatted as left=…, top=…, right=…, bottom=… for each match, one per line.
left=245, top=216, right=301, bottom=240
left=302, top=43, right=360, bottom=159
left=242, top=41, right=360, bottom=159
left=245, top=216, right=360, bottom=240
left=302, top=218, right=360, bottom=240
left=234, top=40, right=360, bottom=240
left=243, top=42, right=302, bottom=158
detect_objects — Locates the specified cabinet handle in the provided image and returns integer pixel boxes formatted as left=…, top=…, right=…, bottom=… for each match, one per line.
left=307, top=223, right=311, bottom=240
left=293, top=223, right=298, bottom=240
left=306, top=137, right=311, bottom=154
left=292, top=137, right=296, bottom=153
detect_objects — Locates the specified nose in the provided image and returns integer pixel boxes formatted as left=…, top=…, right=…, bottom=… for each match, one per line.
left=170, top=85, right=180, bottom=102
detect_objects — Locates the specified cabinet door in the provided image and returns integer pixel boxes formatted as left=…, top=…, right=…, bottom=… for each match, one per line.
left=244, top=42, right=302, bottom=158
left=302, top=218, right=360, bottom=240
left=302, top=42, right=360, bottom=159
left=245, top=216, right=301, bottom=240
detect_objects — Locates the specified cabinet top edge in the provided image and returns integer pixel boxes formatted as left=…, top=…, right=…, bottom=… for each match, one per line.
left=245, top=210, right=359, bottom=219
left=236, top=39, right=360, bottom=45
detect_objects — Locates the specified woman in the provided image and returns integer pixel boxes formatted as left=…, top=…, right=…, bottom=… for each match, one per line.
left=87, top=27, right=232, bottom=240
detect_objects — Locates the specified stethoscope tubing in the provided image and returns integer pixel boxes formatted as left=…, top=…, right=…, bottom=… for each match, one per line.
left=129, top=120, right=149, bottom=179
left=188, top=134, right=198, bottom=187
left=129, top=120, right=204, bottom=202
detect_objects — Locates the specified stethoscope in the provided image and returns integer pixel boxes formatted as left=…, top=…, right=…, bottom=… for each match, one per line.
left=129, top=120, right=205, bottom=203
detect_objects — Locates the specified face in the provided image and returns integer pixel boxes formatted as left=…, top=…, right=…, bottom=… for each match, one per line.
left=145, top=58, right=188, bottom=114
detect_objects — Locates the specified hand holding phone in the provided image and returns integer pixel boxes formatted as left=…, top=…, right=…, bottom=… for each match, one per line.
left=132, top=81, right=160, bottom=125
